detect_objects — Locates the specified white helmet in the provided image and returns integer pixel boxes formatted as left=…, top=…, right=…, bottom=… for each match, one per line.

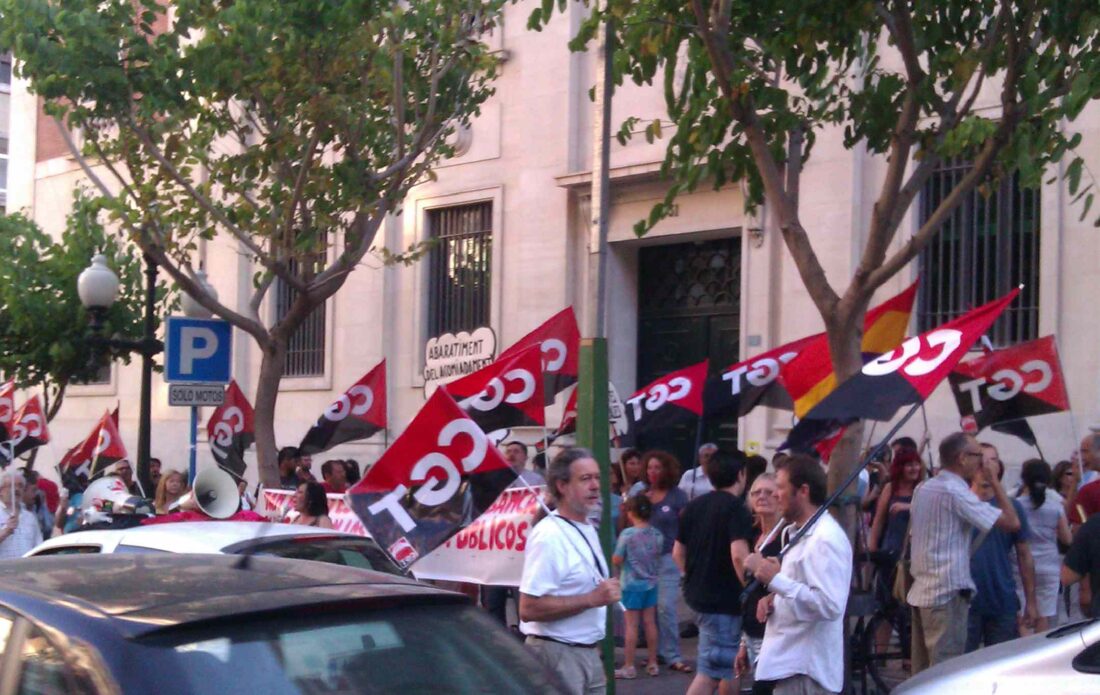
left=80, top=476, right=133, bottom=515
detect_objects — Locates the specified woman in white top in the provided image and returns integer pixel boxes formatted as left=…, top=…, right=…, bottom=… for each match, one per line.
left=1017, top=458, right=1072, bottom=631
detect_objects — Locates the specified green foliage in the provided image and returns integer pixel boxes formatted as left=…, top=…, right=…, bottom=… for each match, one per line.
left=0, top=192, right=169, bottom=410
left=532, top=0, right=1100, bottom=234
left=0, top=0, right=505, bottom=277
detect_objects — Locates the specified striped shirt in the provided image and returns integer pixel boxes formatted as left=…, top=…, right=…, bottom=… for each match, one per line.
left=907, top=469, right=1001, bottom=608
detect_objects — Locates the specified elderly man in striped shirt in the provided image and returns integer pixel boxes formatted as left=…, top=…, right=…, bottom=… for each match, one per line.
left=907, top=431, right=1021, bottom=673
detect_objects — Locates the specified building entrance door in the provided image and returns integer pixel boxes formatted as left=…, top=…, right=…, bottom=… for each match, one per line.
left=636, top=236, right=741, bottom=471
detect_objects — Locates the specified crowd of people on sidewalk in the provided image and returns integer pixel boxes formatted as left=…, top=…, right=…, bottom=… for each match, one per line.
left=0, top=445, right=369, bottom=557
left=516, top=430, right=1100, bottom=695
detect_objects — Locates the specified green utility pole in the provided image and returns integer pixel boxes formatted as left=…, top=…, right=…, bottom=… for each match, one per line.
left=576, top=2, right=616, bottom=690
left=576, top=339, right=614, bottom=688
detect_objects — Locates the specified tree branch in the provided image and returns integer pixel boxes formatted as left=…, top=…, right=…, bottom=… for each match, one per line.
left=688, top=0, right=839, bottom=317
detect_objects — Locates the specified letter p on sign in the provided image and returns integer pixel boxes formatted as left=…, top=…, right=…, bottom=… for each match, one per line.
left=165, top=316, right=233, bottom=384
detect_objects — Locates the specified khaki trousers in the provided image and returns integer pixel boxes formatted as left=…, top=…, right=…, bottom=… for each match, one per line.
left=773, top=673, right=836, bottom=695
left=911, top=593, right=971, bottom=674
left=524, top=636, right=606, bottom=695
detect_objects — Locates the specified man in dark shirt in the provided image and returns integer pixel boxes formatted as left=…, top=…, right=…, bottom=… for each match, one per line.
left=278, top=447, right=303, bottom=489
left=673, top=449, right=753, bottom=695
left=1063, top=514, right=1100, bottom=617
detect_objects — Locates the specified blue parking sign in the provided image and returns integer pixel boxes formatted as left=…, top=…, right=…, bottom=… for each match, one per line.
left=165, top=317, right=232, bottom=384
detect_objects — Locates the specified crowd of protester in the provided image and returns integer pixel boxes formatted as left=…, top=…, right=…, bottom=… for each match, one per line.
left=9, top=425, right=1100, bottom=694
left=510, top=429, right=1100, bottom=694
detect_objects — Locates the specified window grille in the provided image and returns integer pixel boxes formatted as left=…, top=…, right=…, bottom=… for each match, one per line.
left=277, top=246, right=327, bottom=377
left=426, top=202, right=492, bottom=337
left=917, top=159, right=1040, bottom=345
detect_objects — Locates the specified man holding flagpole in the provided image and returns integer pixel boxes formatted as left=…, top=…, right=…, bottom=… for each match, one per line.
left=0, top=470, right=42, bottom=558
left=519, top=447, right=621, bottom=694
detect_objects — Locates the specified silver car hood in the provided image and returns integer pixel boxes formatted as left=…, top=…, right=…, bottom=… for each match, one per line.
left=896, top=619, right=1100, bottom=695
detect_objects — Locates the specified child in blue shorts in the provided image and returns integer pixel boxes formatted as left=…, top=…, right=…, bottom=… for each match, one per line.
left=613, top=495, right=663, bottom=679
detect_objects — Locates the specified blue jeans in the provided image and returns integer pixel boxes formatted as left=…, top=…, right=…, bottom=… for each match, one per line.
left=657, top=553, right=682, bottom=663
left=965, top=609, right=1018, bottom=652
left=696, top=612, right=741, bottom=680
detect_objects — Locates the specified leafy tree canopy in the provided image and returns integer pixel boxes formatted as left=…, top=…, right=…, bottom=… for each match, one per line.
left=0, top=192, right=169, bottom=419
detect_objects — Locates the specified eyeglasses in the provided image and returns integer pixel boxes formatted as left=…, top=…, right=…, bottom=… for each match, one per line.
left=965, top=451, right=984, bottom=460
left=749, top=489, right=775, bottom=497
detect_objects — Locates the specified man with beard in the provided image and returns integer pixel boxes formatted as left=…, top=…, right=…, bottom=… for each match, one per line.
left=745, top=455, right=852, bottom=695
left=520, top=447, right=622, bottom=694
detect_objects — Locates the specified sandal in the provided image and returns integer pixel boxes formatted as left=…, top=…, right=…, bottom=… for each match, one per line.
left=669, top=662, right=694, bottom=673
left=646, top=663, right=659, bottom=677
left=614, top=666, right=637, bottom=680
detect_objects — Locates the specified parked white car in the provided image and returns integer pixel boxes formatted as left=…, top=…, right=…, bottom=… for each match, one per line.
left=25, top=521, right=406, bottom=576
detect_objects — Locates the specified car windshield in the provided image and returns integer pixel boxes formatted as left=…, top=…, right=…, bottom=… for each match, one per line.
left=245, top=537, right=405, bottom=577
left=147, top=604, right=563, bottom=694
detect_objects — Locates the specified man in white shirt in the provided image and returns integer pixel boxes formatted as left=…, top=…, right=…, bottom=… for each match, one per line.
left=907, top=431, right=1020, bottom=673
left=678, top=442, right=718, bottom=500
left=0, top=470, right=43, bottom=559
left=745, top=454, right=852, bottom=695
left=519, top=447, right=621, bottom=694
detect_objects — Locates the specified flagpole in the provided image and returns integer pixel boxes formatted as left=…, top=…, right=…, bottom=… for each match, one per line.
left=920, top=403, right=936, bottom=475
left=742, top=401, right=925, bottom=601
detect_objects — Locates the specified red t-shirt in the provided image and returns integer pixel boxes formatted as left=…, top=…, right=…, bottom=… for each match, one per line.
left=1073, top=479, right=1100, bottom=524
left=321, top=482, right=347, bottom=495
left=37, top=478, right=60, bottom=514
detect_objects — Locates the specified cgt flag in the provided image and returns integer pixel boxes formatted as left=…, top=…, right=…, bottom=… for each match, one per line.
left=207, top=380, right=255, bottom=479
left=785, top=289, right=1020, bottom=452
left=300, top=360, right=387, bottom=456
left=59, top=409, right=127, bottom=489
left=0, top=380, right=14, bottom=441
left=705, top=335, right=821, bottom=419
left=781, top=281, right=918, bottom=418
left=444, top=345, right=545, bottom=433
left=1, top=396, right=50, bottom=464
left=949, top=335, right=1069, bottom=431
left=498, top=307, right=580, bottom=404
left=346, top=388, right=518, bottom=570
left=621, top=360, right=708, bottom=447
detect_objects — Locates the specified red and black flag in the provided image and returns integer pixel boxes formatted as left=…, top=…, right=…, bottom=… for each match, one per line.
left=300, top=360, right=387, bottom=456
left=0, top=380, right=14, bottom=442
left=781, top=282, right=918, bottom=417
left=621, top=360, right=708, bottom=447
left=1, top=396, right=50, bottom=464
left=59, top=409, right=127, bottom=489
left=555, top=385, right=578, bottom=438
left=498, top=307, right=580, bottom=404
left=704, top=335, right=820, bottom=419
left=949, top=335, right=1069, bottom=431
left=784, top=289, right=1020, bottom=452
left=444, top=345, right=545, bottom=433
left=346, top=388, right=517, bottom=570
left=207, top=380, right=255, bottom=479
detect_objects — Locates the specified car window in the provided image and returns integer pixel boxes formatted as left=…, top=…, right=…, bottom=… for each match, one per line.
left=31, top=545, right=102, bottom=556
left=15, top=625, right=94, bottom=695
left=116, top=544, right=170, bottom=555
left=246, top=538, right=405, bottom=576
left=146, top=604, right=563, bottom=694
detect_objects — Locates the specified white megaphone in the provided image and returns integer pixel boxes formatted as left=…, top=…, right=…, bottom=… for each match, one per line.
left=177, top=467, right=240, bottom=519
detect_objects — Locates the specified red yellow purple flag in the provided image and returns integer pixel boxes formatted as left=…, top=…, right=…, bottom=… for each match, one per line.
left=780, top=281, right=918, bottom=418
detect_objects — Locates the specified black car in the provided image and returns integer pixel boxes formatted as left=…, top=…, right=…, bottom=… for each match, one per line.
left=0, top=554, right=564, bottom=694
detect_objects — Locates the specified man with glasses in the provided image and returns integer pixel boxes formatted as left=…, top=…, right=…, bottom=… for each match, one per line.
left=907, top=432, right=1021, bottom=673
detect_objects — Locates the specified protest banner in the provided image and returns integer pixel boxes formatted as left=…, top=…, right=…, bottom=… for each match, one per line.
left=262, top=489, right=368, bottom=536
left=412, top=485, right=544, bottom=585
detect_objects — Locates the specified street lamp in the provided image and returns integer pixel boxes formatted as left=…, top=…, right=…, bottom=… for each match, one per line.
left=77, top=252, right=163, bottom=498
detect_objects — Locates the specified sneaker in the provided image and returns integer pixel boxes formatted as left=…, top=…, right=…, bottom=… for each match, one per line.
left=614, top=666, right=637, bottom=680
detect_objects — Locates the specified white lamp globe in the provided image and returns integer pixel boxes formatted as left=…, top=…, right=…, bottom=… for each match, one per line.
left=180, top=268, right=218, bottom=318
left=77, top=254, right=120, bottom=309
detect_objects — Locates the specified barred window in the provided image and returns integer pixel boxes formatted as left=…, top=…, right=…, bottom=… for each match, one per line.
left=277, top=246, right=327, bottom=378
left=74, top=363, right=111, bottom=386
left=917, top=160, right=1040, bottom=345
left=426, top=202, right=492, bottom=337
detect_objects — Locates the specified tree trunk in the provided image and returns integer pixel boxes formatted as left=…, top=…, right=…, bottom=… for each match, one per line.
left=253, top=340, right=288, bottom=488
left=824, top=306, right=868, bottom=538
